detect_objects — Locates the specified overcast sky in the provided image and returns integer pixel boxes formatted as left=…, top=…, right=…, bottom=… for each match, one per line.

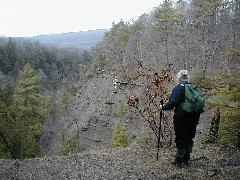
left=0, top=0, right=161, bottom=37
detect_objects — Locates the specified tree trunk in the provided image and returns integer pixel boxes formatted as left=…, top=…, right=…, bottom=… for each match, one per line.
left=206, top=107, right=220, bottom=143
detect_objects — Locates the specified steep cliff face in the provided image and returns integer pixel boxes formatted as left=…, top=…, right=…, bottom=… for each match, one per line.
left=39, top=70, right=212, bottom=156
left=39, top=72, right=146, bottom=155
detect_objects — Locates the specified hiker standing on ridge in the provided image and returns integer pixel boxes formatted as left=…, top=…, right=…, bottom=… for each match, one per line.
left=159, top=70, right=204, bottom=167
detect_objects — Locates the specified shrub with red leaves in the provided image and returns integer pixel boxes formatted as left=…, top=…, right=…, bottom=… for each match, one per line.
left=127, top=60, right=175, bottom=147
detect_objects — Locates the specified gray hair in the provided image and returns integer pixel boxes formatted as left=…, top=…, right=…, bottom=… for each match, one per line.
left=177, top=70, right=189, bottom=83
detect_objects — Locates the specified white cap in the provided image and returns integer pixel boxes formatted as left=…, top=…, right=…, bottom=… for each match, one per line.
left=177, top=70, right=189, bottom=83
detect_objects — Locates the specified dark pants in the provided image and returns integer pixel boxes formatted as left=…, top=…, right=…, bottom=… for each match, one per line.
left=173, top=108, right=200, bottom=149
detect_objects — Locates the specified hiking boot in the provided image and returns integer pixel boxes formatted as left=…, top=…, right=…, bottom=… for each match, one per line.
left=183, top=159, right=189, bottom=166
left=183, top=153, right=190, bottom=166
left=171, top=148, right=185, bottom=168
left=183, top=145, right=192, bottom=166
left=171, top=158, right=183, bottom=168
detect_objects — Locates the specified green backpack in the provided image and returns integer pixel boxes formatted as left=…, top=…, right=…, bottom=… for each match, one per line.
left=180, top=83, right=205, bottom=113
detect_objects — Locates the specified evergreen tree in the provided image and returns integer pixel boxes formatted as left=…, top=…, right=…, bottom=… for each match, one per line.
left=153, top=0, right=183, bottom=64
left=0, top=47, right=11, bottom=74
left=11, top=63, right=51, bottom=159
left=111, top=122, right=130, bottom=148
left=105, top=20, right=131, bottom=65
left=4, top=38, right=17, bottom=73
left=61, top=138, right=79, bottom=156
left=0, top=85, right=14, bottom=107
left=12, top=63, right=50, bottom=118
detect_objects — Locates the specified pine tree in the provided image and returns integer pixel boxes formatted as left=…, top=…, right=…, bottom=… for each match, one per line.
left=11, top=63, right=51, bottom=158
left=111, top=122, right=130, bottom=148
left=61, top=138, right=79, bottom=156
left=153, top=0, right=183, bottom=63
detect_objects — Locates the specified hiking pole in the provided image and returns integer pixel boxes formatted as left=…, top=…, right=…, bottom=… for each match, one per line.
left=0, top=112, right=20, bottom=167
left=157, top=100, right=164, bottom=161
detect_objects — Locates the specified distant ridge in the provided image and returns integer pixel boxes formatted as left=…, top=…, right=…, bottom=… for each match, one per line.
left=30, top=29, right=109, bottom=49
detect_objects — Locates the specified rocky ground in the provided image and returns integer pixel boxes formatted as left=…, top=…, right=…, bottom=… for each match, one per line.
left=0, top=143, right=239, bottom=180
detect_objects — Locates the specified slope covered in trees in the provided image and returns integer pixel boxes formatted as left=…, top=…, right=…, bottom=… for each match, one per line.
left=93, top=0, right=239, bottom=76
left=0, top=38, right=92, bottom=158
left=0, top=37, right=91, bottom=87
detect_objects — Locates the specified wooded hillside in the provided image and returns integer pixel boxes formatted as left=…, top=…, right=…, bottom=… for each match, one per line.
left=93, top=0, right=239, bottom=77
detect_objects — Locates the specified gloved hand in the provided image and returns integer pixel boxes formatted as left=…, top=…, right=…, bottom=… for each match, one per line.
left=159, top=105, right=163, bottom=110
left=159, top=99, right=164, bottom=110
left=160, top=99, right=164, bottom=105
